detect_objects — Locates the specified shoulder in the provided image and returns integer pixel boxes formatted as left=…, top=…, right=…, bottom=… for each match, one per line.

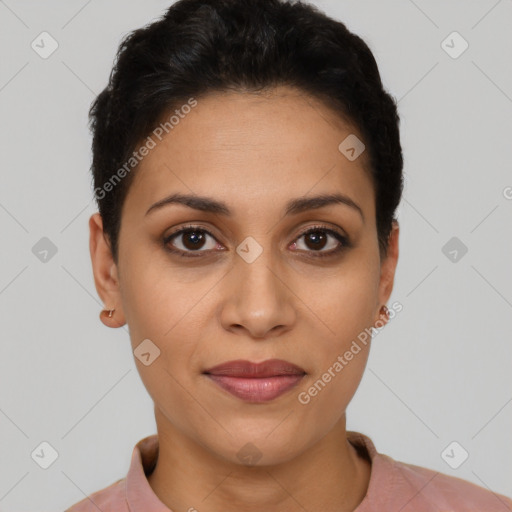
left=386, top=455, right=512, bottom=511
left=64, top=478, right=126, bottom=512
left=348, top=431, right=512, bottom=511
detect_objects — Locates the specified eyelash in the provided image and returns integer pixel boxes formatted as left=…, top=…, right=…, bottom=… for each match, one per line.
left=163, top=224, right=350, bottom=259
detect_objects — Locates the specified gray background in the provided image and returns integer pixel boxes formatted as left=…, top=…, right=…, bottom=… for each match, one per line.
left=1, top=0, right=511, bottom=510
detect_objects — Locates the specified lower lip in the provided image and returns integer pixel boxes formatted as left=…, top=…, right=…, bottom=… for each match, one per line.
left=205, top=374, right=305, bottom=403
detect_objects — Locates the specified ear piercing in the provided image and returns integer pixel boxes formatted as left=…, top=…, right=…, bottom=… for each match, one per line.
left=101, top=308, right=116, bottom=319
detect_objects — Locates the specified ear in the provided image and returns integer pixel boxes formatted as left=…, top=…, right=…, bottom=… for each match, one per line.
left=89, top=212, right=126, bottom=328
left=374, top=220, right=399, bottom=326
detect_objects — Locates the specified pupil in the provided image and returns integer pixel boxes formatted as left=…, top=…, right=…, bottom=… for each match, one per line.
left=307, top=231, right=326, bottom=249
left=184, top=230, right=204, bottom=249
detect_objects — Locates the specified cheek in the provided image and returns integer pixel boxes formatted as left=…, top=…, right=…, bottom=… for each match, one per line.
left=299, top=339, right=370, bottom=427
left=129, top=316, right=201, bottom=421
left=119, top=253, right=192, bottom=342
left=119, top=265, right=207, bottom=386
left=302, top=263, right=379, bottom=344
left=297, top=257, right=377, bottom=410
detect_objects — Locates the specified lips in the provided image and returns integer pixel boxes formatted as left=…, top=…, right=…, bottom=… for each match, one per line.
left=204, top=358, right=306, bottom=377
left=203, top=359, right=306, bottom=402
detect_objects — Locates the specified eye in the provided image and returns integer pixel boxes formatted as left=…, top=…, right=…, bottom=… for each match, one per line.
left=290, top=225, right=349, bottom=258
left=163, top=225, right=221, bottom=257
left=163, top=224, right=350, bottom=258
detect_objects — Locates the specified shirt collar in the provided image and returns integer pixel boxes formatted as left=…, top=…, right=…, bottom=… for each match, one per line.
left=346, top=430, right=396, bottom=510
left=125, top=434, right=170, bottom=511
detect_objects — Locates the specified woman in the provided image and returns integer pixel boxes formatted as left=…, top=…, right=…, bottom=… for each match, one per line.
left=66, top=0, right=512, bottom=510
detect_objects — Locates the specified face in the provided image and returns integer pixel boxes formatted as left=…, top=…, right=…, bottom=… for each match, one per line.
left=90, top=86, right=399, bottom=465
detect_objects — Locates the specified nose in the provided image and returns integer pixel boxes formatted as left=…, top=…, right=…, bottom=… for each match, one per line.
left=219, top=247, right=296, bottom=340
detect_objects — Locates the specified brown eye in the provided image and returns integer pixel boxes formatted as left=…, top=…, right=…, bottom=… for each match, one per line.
left=164, top=226, right=219, bottom=256
left=301, top=230, right=329, bottom=251
left=178, top=229, right=208, bottom=250
left=163, top=224, right=350, bottom=259
left=291, top=226, right=349, bottom=258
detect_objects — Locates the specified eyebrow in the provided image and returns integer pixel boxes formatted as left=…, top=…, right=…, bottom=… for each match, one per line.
left=145, top=192, right=364, bottom=222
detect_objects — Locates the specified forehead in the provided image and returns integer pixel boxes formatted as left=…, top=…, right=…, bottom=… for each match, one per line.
left=124, top=87, right=374, bottom=220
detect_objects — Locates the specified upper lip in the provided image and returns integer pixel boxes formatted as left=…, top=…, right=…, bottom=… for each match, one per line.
left=203, top=359, right=306, bottom=377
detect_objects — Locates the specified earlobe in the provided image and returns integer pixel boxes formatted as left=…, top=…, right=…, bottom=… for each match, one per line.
left=374, top=304, right=390, bottom=329
left=89, top=213, right=126, bottom=328
left=99, top=307, right=125, bottom=328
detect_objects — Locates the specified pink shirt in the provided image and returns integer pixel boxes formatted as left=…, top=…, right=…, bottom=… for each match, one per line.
left=65, top=431, right=512, bottom=511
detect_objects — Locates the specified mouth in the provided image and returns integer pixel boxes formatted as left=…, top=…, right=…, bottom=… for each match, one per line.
left=202, top=359, right=306, bottom=403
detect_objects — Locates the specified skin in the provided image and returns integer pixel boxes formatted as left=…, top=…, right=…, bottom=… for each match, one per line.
left=89, top=86, right=399, bottom=512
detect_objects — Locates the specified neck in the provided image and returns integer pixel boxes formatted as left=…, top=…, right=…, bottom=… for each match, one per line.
left=147, top=409, right=371, bottom=512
